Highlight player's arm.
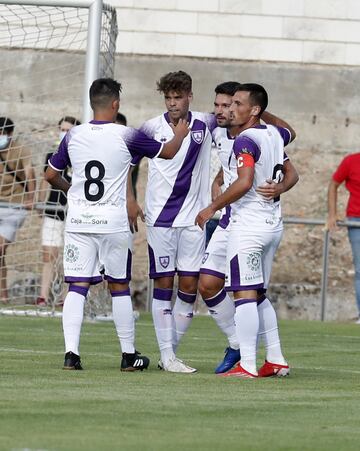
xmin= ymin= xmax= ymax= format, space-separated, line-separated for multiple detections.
xmin=158 ymin=118 xmax=190 ymax=159
xmin=196 ymin=156 xmax=254 ymax=229
xmin=211 ymin=168 xmax=224 ymax=201
xmin=327 ymin=179 xmax=341 ymax=231
xmin=37 ymin=178 xmax=49 ymax=203
xmin=261 ymin=111 xmax=296 ymax=142
xmin=256 ymin=159 xmax=299 ymax=199
xmin=126 ymin=167 xmax=144 ymax=233
xmin=45 ymin=136 xmax=71 ymax=192
xmin=45 ymin=166 xmax=70 ymax=193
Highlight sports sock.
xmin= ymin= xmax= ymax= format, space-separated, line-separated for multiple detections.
xmin=258 ymin=296 xmax=287 ymax=365
xmin=234 ymin=298 xmax=259 ymax=375
xmin=204 ymin=289 xmax=238 ymax=349
xmin=152 ymin=288 xmax=175 ymax=364
xmin=111 ymin=289 xmax=135 ymax=354
xmin=172 ymin=290 xmax=196 ymax=351
xmin=62 ymin=285 xmax=87 ymax=355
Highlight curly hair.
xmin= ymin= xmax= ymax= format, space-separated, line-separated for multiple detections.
xmin=156 ymin=71 xmax=192 ymax=94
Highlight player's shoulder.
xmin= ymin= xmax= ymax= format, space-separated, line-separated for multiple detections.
xmin=140 ymin=114 xmax=164 ymax=137
xmin=191 ymin=111 xmax=216 ymax=130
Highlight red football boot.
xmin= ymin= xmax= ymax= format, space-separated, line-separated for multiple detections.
xmin=219 ymin=363 xmax=257 ymax=378
xmin=258 ymin=361 xmax=290 ymax=377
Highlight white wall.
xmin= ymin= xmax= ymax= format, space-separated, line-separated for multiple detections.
xmin=108 ymin=0 xmax=360 ymax=66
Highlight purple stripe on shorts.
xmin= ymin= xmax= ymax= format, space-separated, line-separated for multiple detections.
xmin=234 ymin=298 xmax=257 ymax=308
xmin=230 ymin=255 xmax=240 ymax=288
xmin=153 ymin=288 xmax=173 ymax=301
xmin=219 ymin=205 xmax=231 ymax=229
xmin=69 ymin=285 xmax=89 ymax=297
xmin=257 ymin=294 xmax=266 ymax=305
xmin=150 ymin=270 xmax=176 ymax=279
xmin=126 ymin=249 xmax=132 ymax=281
xmin=199 ymin=268 xmax=225 ymax=280
xmin=225 ymin=283 xmax=264 ymax=292
xmin=154 ymin=119 xmax=207 ymax=227
xmin=111 ymin=289 xmax=131 ymax=297
xmin=178 ymin=290 xmax=196 ymax=304
xmin=104 ymin=275 xmax=129 ymax=284
xmin=148 ymin=244 xmax=156 ymax=276
xmin=65 ymin=276 xmax=102 ymax=285
xmin=204 ymin=289 xmax=226 ymax=308
xmin=177 ymin=270 xmax=200 ymax=277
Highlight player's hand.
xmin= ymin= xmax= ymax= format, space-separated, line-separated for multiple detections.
xmin=170 ymin=118 xmax=190 ymax=139
xmin=23 ymin=197 xmax=35 ymax=210
xmin=127 ymin=199 xmax=145 ymax=233
xmin=256 ymin=179 xmax=281 ymax=200
xmin=195 ymin=205 xmax=216 ymax=230
xmin=326 ymin=215 xmax=340 ymax=232
xmin=211 ymin=181 xmax=222 ymax=202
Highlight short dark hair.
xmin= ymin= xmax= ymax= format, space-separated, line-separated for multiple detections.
xmin=58 ymin=116 xmax=81 ymax=126
xmin=215 ymin=81 xmax=242 ymax=96
xmin=115 ymin=112 xmax=127 ymax=126
xmin=235 ymin=83 xmax=268 ymax=115
xmin=157 ymin=71 xmax=192 ymax=94
xmin=0 ymin=117 xmax=14 ymax=134
xmin=89 ymin=78 xmax=122 ymax=110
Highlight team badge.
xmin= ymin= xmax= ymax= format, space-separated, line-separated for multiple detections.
xmin=191 ymin=130 xmax=204 ymax=144
xmin=64 ymin=244 xmax=80 ymax=263
xmin=246 ymin=252 xmax=261 ymax=272
xmin=159 ymin=256 xmax=170 ymax=269
xmin=202 ymin=252 xmax=209 ymax=264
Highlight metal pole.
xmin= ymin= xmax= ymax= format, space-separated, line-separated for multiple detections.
xmin=82 ymin=0 xmax=102 ymax=122
xmin=320 ymin=228 xmax=330 ymax=321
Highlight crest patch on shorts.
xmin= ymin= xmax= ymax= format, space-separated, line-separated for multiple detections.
xmin=246 ymin=252 xmax=261 ymax=272
xmin=64 ymin=244 xmax=80 ymax=263
xmin=159 ymin=256 xmax=170 ymax=269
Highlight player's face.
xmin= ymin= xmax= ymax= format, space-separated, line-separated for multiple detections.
xmin=164 ymin=90 xmax=192 ymax=123
xmin=59 ymin=121 xmax=74 ymax=133
xmin=229 ymin=91 xmax=260 ymax=127
xmin=214 ymin=93 xmax=233 ymax=128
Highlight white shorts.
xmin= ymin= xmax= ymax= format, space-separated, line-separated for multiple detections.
xmin=146 ymin=225 xmax=206 ymax=278
xmin=225 ymin=224 xmax=283 ymax=292
xmin=0 ymin=206 xmax=27 ymax=242
xmin=200 ymin=225 xmax=229 ymax=280
xmin=64 ymin=231 xmax=133 ymax=284
xmin=41 ymin=216 xmax=64 ymax=247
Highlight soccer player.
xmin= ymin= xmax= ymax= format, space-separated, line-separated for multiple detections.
xmin=45 ymin=78 xmax=190 ymax=371
xmin=138 ymin=71 xmax=213 ymax=373
xmin=199 ymin=82 xmax=299 ymax=374
xmin=196 ymin=83 xmax=296 ymax=378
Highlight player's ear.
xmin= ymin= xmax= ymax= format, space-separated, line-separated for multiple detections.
xmin=188 ymin=91 xmax=193 ymax=103
xmin=251 ymin=105 xmax=261 ymax=117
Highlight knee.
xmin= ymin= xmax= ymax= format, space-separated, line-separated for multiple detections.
xmin=198 ymin=276 xmax=223 ymax=300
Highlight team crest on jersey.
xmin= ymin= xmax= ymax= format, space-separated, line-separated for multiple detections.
xmin=191 ymin=130 xmax=204 ymax=144
xmin=64 ymin=244 xmax=80 ymax=263
xmin=246 ymin=252 xmax=261 ymax=272
xmin=202 ymin=252 xmax=209 ymax=264
xmin=159 ymin=256 xmax=170 ymax=269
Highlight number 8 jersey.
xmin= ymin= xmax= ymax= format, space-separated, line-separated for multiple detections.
xmin=49 ymin=120 xmax=163 ymax=233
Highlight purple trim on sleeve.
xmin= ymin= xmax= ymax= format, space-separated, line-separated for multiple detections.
xmin=219 ymin=205 xmax=231 ymax=229
xmin=233 ymin=136 xmax=261 ymax=162
xmin=276 ymin=127 xmax=291 ymax=146
xmin=153 ymin=288 xmax=173 ymax=301
xmin=234 ymin=298 xmax=257 ymax=308
xmin=177 ymin=290 xmax=197 ymax=304
xmin=110 ymin=289 xmax=131 ymax=297
xmin=65 ymin=276 xmax=102 ymax=285
xmin=199 ymin=268 xmax=225 ymax=280
xmin=125 ymin=128 xmax=163 ymax=160
xmin=49 ymin=134 xmax=71 ymax=170
xmin=68 ymin=285 xmax=89 ymax=297
xmin=154 ymin=119 xmax=207 ymax=227
xmin=104 ymin=275 xmax=130 ymax=284
xmin=203 ymin=289 xmax=226 ymax=308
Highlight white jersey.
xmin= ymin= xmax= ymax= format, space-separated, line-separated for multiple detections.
xmin=228 ymin=124 xmax=291 ymax=228
xmin=138 ymin=112 xmax=213 ymax=227
xmin=211 ymin=126 xmax=235 ymax=229
xmin=49 ymin=120 xmax=163 ymax=233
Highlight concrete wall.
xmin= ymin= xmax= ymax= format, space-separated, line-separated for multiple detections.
xmin=109 ymin=0 xmax=360 ymax=66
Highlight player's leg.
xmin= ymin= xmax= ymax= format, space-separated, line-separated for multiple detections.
xmin=147 ymin=226 xmax=177 ymax=367
xmin=102 ymin=231 xmax=149 ymax=371
xmin=348 ymin=224 xmax=360 ymax=321
xmin=257 ymin=228 xmax=289 ymax=377
xmin=62 ymin=232 xmax=102 ymax=370
xmin=0 ymin=235 xmax=9 ymax=303
xmin=199 ymin=226 xmax=239 ymax=372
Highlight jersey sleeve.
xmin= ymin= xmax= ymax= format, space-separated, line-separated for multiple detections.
xmin=276 ymin=127 xmax=292 ymax=146
xmin=49 ymin=134 xmax=70 ymax=171
xmin=233 ymin=136 xmax=261 ymax=162
xmin=124 ymin=127 xmax=163 ymax=160
xmin=333 ymin=156 xmax=350 ymax=184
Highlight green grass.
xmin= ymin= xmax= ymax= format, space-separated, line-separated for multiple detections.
xmin=0 ymin=315 xmax=360 ymax=451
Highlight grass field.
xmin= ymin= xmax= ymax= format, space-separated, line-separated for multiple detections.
xmin=0 ymin=314 xmax=359 ymax=451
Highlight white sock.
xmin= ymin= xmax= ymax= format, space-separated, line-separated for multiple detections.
xmin=258 ymin=297 xmax=287 ymax=365
xmin=111 ymin=290 xmax=135 ymax=354
xmin=234 ymin=299 xmax=259 ymax=375
xmin=62 ymin=288 xmax=86 ymax=355
xmin=205 ymin=289 xmax=238 ymax=349
xmin=152 ymin=288 xmax=175 ymax=364
xmin=172 ymin=290 xmax=196 ymax=352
